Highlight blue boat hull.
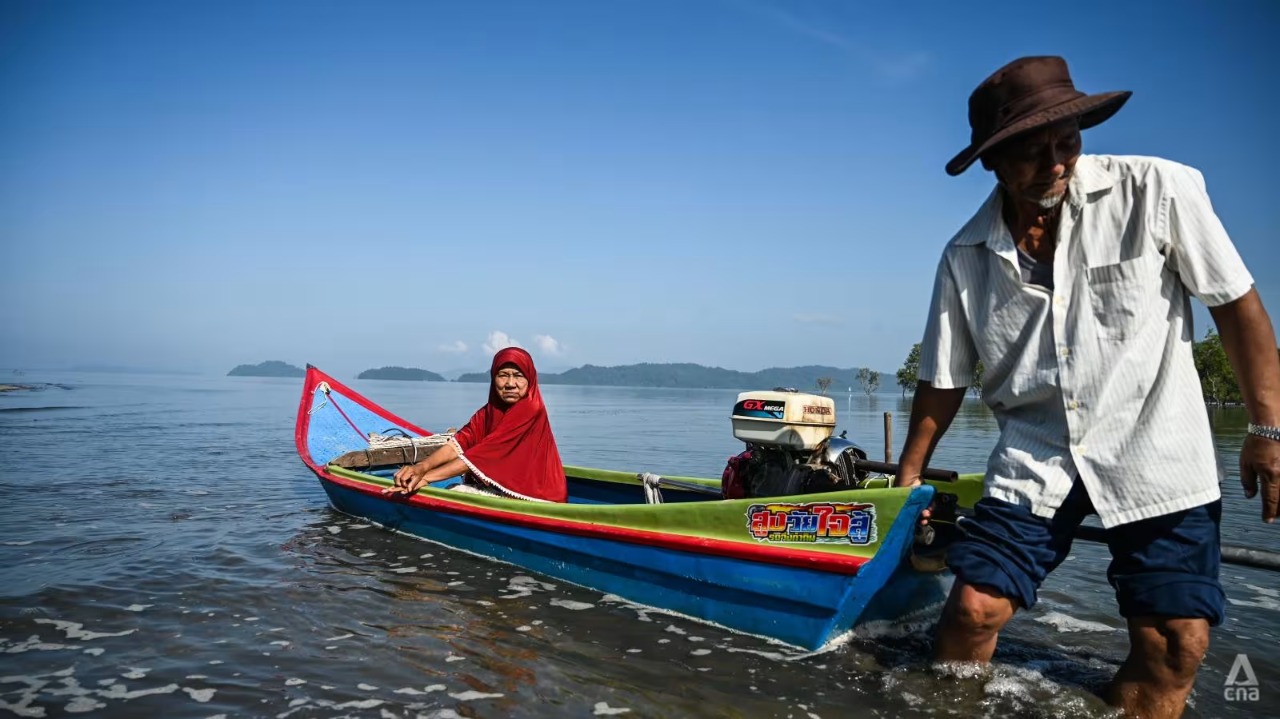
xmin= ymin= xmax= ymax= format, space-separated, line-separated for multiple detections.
xmin=321 ymin=477 xmax=947 ymax=650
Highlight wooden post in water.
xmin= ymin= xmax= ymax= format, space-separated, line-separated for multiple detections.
xmin=883 ymin=411 xmax=893 ymax=463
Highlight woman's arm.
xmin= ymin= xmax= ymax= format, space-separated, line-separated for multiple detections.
xmin=392 ymin=442 xmax=458 ymax=485
xmin=387 ymin=443 xmax=466 ymax=495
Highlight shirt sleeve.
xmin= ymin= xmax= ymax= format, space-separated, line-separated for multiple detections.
xmin=1161 ymin=164 xmax=1254 ymax=307
xmin=918 ymin=253 xmax=978 ymax=390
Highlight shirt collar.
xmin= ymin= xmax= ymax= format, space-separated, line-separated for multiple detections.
xmin=953 ymin=155 xmax=1118 ymax=248
xmin=952 ymin=187 xmax=1004 ymax=247
xmin=1066 ymin=154 xmax=1117 ymax=208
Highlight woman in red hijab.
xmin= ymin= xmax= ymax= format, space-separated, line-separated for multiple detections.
xmin=385 ymin=347 xmax=567 ymax=502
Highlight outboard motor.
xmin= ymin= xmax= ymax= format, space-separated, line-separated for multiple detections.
xmin=721 ymin=389 xmax=869 ymax=499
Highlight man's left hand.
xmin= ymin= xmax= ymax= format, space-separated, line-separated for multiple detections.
xmin=1240 ymin=434 xmax=1280 ymax=523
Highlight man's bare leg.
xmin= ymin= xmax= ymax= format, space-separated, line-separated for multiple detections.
xmin=934 ymin=581 xmax=1019 ymax=662
xmin=1105 ymin=617 xmax=1209 ymax=719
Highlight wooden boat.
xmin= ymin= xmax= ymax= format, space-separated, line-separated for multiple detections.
xmin=295 ymin=366 xmax=983 ymax=650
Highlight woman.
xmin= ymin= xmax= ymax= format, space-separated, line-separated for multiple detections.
xmin=383 ymin=346 xmax=567 ymax=502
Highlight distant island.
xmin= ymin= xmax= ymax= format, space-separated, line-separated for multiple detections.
xmin=357 ymin=366 xmax=446 ymax=381
xmin=456 ymin=362 xmax=893 ymax=391
xmin=223 ymin=359 xmax=893 ymax=389
xmin=227 ymin=360 xmax=306 ymax=378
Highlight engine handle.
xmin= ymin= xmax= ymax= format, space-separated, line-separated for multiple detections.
xmin=850 ymin=459 xmax=958 ymax=483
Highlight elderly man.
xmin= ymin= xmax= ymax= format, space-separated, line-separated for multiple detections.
xmin=895 ymin=56 xmax=1280 ymax=719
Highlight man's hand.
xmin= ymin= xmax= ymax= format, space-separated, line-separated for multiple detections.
xmin=894 ymin=465 xmax=923 ymax=488
xmin=894 ymin=382 xmax=967 ymax=525
xmin=1241 ymin=434 xmax=1280 ymax=523
xmin=894 ymin=462 xmax=932 ymax=524
xmin=1209 ymin=290 xmax=1280 ymax=523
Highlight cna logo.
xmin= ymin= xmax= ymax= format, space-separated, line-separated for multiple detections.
xmin=1223 ymin=653 xmax=1259 ymax=702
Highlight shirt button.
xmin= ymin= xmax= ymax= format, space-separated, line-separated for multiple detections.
xmin=1068 ymin=400 xmax=1080 ymax=410
xmin=1054 ymin=296 xmax=1065 ymax=306
xmin=1076 ymin=445 xmax=1087 ymax=456
xmin=1061 ymin=347 xmax=1071 ymax=358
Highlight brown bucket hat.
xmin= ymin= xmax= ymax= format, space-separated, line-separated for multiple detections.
xmin=946 ymin=56 xmax=1131 ymax=176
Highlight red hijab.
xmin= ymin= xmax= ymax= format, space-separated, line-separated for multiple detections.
xmin=450 ymin=347 xmax=567 ymax=502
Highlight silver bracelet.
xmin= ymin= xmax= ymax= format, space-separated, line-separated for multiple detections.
xmin=1248 ymin=423 xmax=1280 ymax=441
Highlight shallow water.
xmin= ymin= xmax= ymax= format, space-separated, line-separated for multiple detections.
xmin=0 ymin=372 xmax=1275 ymax=718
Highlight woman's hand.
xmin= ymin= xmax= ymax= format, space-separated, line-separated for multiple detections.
xmin=384 ymin=450 xmax=468 ymax=497
xmin=386 ymin=461 xmax=428 ymax=495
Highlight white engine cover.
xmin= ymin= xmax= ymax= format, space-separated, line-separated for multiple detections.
xmin=731 ymin=390 xmax=835 ymax=451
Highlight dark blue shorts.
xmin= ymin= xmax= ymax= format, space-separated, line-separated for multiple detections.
xmin=946 ymin=480 xmax=1225 ymax=625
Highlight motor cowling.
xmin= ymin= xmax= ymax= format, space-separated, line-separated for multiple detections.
xmin=722 ymin=390 xmax=868 ymax=499
xmin=730 ymin=389 xmax=835 ymax=450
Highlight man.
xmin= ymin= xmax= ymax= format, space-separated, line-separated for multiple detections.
xmin=895 ymin=56 xmax=1280 ymax=719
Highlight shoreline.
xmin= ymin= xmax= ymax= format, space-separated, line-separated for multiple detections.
xmin=0 ymin=383 xmax=71 ymax=393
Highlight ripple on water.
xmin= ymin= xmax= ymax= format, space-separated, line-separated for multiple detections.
xmin=33 ymin=619 xmax=137 ymax=642
xmin=55 ymin=537 xmax=164 ymax=560
xmin=1033 ymin=611 xmax=1120 ymax=634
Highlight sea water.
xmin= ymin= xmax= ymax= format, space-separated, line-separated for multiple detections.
xmin=0 ymin=372 xmax=1275 ymax=718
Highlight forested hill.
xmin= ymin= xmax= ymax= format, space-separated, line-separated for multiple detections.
xmin=456 ymin=363 xmax=893 ymax=390
xmin=227 ymin=360 xmax=306 ymax=378
xmin=357 ymin=366 xmax=446 ymax=381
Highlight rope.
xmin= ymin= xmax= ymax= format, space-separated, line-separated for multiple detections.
xmin=309 ymin=381 xmax=367 ymax=443
xmin=367 ymin=433 xmax=452 ymax=449
xmin=638 ymin=472 xmax=664 ymax=505
xmin=366 ymin=432 xmax=453 ymax=464
xmin=306 ymin=382 xmax=331 ymax=415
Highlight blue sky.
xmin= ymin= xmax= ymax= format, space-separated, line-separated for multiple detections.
xmin=2 ymin=0 xmax=1276 ymax=376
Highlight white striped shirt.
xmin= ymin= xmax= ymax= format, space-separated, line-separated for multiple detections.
xmin=920 ymin=154 xmax=1254 ymax=527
